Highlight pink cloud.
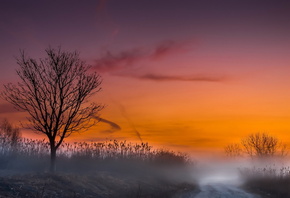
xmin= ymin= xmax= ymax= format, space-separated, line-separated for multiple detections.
xmin=93 ymin=48 xmax=144 ymax=73
xmin=92 ymin=40 xmax=225 ymax=83
xmin=92 ymin=40 xmax=189 ymax=73
xmin=150 ymin=40 xmax=187 ymax=60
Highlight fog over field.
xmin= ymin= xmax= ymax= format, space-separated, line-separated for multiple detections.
xmin=1 ymin=0 xmax=290 ymax=197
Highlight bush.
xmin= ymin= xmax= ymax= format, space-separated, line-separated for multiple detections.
xmin=241 ymin=166 xmax=290 ymax=198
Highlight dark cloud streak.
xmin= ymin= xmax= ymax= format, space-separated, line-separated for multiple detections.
xmin=128 ymin=73 xmax=227 ymax=82
xmin=94 ymin=116 xmax=121 ymax=133
xmin=118 ymin=104 xmax=143 ymax=142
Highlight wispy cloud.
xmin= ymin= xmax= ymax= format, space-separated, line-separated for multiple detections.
xmin=94 ymin=116 xmax=121 ymax=133
xmin=92 ymin=40 xmax=189 ymax=73
xmin=92 ymin=40 xmax=227 ymax=83
xmin=93 ymin=49 xmax=144 ymax=73
xmin=132 ymin=73 xmax=226 ymax=82
xmin=150 ymin=40 xmax=186 ymax=60
xmin=118 ymin=104 xmax=143 ymax=142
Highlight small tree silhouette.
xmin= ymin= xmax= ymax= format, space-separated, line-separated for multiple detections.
xmin=224 ymin=143 xmax=243 ymax=158
xmin=0 ymin=119 xmax=21 ymax=150
xmin=241 ymin=132 xmax=287 ymax=159
xmin=1 ymin=47 xmax=103 ymax=171
xmin=224 ymin=132 xmax=287 ymax=160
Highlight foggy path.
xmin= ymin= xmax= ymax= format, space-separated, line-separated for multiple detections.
xmin=192 ymin=183 xmax=260 ymax=198
xmin=188 ymin=159 xmax=261 ymax=198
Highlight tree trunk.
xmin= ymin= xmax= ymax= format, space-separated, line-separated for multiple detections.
xmin=50 ymin=146 xmax=57 ymax=172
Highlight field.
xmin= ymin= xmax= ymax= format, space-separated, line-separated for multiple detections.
xmin=0 ymin=137 xmax=197 ymax=198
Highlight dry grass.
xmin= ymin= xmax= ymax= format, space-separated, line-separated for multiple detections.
xmin=0 ymin=137 xmax=191 ymax=172
xmin=0 ymin=172 xmax=197 ymax=198
xmin=241 ymin=166 xmax=290 ymax=198
xmin=0 ymin=137 xmax=196 ymax=197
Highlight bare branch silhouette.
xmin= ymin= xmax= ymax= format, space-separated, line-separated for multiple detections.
xmin=1 ymin=47 xmax=103 ymax=171
xmin=224 ymin=132 xmax=288 ymax=160
xmin=241 ymin=132 xmax=287 ymax=159
xmin=0 ymin=119 xmax=21 ymax=149
xmin=224 ymin=143 xmax=243 ymax=158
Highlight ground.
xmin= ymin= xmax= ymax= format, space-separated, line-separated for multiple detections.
xmin=0 ymin=171 xmax=197 ymax=198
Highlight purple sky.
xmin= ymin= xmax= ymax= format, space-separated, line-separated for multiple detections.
xmin=1 ymin=0 xmax=290 ymax=154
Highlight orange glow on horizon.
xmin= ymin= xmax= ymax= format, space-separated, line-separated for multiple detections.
xmin=1 ymin=0 xmax=290 ymax=157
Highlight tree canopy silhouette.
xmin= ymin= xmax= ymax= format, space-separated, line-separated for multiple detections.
xmin=241 ymin=132 xmax=287 ymax=159
xmin=1 ymin=47 xmax=103 ymax=171
xmin=224 ymin=132 xmax=287 ymax=160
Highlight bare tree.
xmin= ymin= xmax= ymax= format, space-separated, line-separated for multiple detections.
xmin=0 ymin=119 xmax=21 ymax=149
xmin=224 ymin=143 xmax=243 ymax=158
xmin=225 ymin=133 xmax=288 ymax=160
xmin=241 ymin=132 xmax=287 ymax=159
xmin=1 ymin=47 xmax=103 ymax=171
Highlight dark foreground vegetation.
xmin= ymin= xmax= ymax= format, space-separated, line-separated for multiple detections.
xmin=0 ymin=172 xmax=196 ymax=198
xmin=241 ymin=165 xmax=290 ymax=198
xmin=0 ymin=135 xmax=196 ymax=198
xmin=224 ymin=132 xmax=290 ymax=198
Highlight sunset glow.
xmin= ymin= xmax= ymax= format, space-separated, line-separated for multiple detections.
xmin=1 ymin=0 xmax=290 ymax=156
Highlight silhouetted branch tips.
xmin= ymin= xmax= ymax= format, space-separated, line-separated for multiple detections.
xmin=224 ymin=143 xmax=242 ymax=158
xmin=0 ymin=119 xmax=21 ymax=150
xmin=224 ymin=132 xmax=288 ymax=160
xmin=242 ymin=132 xmax=287 ymax=159
xmin=1 ymin=47 xmax=103 ymax=172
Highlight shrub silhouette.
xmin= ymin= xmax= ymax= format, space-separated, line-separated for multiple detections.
xmin=0 ymin=137 xmax=190 ymax=172
xmin=224 ymin=132 xmax=287 ymax=160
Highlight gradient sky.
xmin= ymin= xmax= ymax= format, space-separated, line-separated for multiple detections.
xmin=1 ymin=0 xmax=290 ymax=156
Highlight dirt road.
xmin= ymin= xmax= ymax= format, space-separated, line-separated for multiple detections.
xmin=193 ymin=183 xmax=260 ymax=198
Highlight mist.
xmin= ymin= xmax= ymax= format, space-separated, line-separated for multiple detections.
xmin=0 ymin=120 xmax=287 ymax=198
xmin=1 ymin=133 xmax=289 ymax=198
xmin=0 ymin=137 xmax=198 ymax=197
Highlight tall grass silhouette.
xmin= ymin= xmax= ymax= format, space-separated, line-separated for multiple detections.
xmin=241 ymin=165 xmax=290 ymax=197
xmin=0 ymin=136 xmax=190 ymax=172
xmin=0 ymin=136 xmax=195 ymax=198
